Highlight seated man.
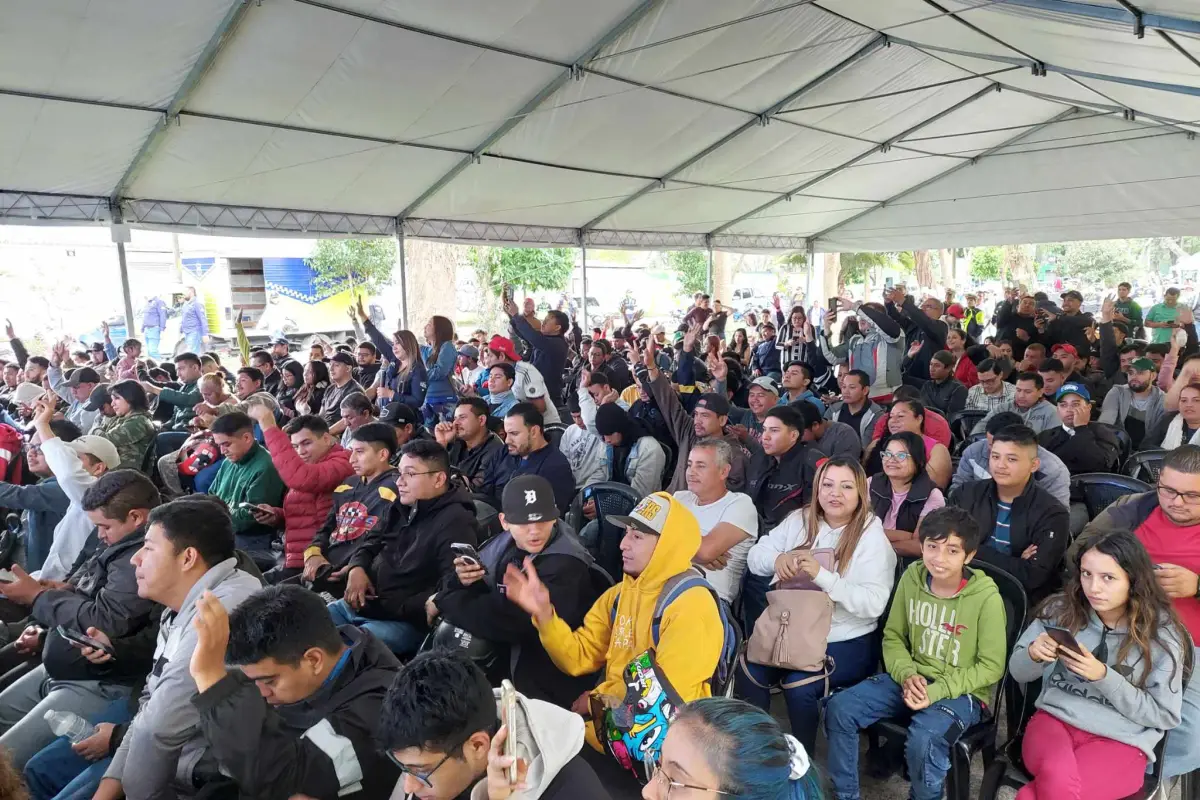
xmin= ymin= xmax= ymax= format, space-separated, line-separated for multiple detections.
xmin=780 ymin=360 xmax=825 ymax=412
xmin=919 ymin=351 xmax=967 ymax=414
xmin=304 ymin=423 xmax=399 ymax=593
xmin=1099 ymin=356 xmax=1164 ymax=451
xmin=964 ymin=358 xmax=1016 ymax=417
xmin=145 ymin=352 xmax=203 ymax=441
xmin=505 ymin=492 xmax=723 ymax=751
xmin=672 ymin=439 xmax=757 ymax=607
xmin=94 ymin=496 xmax=262 ymax=800
xmin=234 ymin=367 xmax=264 ymax=402
xmin=247 ymin=407 xmax=352 ymax=584
xmin=795 ymin=399 xmax=861 ymax=461
xmin=432 ymin=397 xmax=506 ymax=491
xmin=594 ymin=403 xmax=667 ymax=498
xmin=958 ymin=425 xmax=1071 ymax=603
xmin=479 ymin=404 xmax=575 ymax=515
xmin=951 ymin=411 xmax=1071 ymax=509
xmin=206 ymin=412 xmax=287 ymax=571
xmin=988 ymin=371 xmax=1057 ymax=435
xmin=826 ymin=370 xmax=886 ymax=449
xmin=1036 ymin=382 xmax=1120 ymax=474
xmin=190 ymin=585 xmax=400 ymax=799
xmin=824 ymin=506 xmax=1005 ymax=800
xmin=560 ymin=388 xmax=606 ymax=491
xmin=432 ymin=476 xmax=603 ymax=708
xmin=381 ymin=652 xmax=605 ymax=800
xmin=248 ymin=350 xmax=281 ymax=395
xmin=0 ymin=470 xmax=161 ymax=767
xmin=337 ymin=391 xmax=375 ymax=448
xmin=331 ymin=440 xmax=475 ymax=656
xmin=1083 ymin=444 xmax=1200 ymax=778
xmin=487 ymin=363 xmax=520 ymax=418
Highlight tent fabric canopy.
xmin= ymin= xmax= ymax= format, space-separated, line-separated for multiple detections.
xmin=3 ymin=0 xmax=1200 ymax=252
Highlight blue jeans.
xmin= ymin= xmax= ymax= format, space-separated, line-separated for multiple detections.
xmin=824 ymin=673 xmax=982 ymax=800
xmin=327 ymin=600 xmax=424 ymax=656
xmin=1166 ymin=645 xmax=1200 ymax=777
xmin=24 ymin=698 xmax=133 ymax=800
xmin=142 ymin=326 xmax=161 ymax=360
xmin=183 ymin=331 xmax=204 ymax=355
xmin=21 ymin=522 xmax=53 ymax=576
xmin=737 ymin=632 xmax=877 ymax=753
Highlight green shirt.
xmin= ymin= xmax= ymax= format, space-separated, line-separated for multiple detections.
xmin=1146 ymin=303 xmax=1179 ymax=343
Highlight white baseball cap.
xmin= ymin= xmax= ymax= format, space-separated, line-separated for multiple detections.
xmin=69 ymin=436 xmax=121 ymax=470
xmin=12 ymin=384 xmax=46 ymax=406
xmin=610 ymin=492 xmax=673 ymax=536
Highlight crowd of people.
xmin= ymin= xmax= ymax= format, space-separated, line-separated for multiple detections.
xmin=0 ymin=278 xmax=1195 ymax=800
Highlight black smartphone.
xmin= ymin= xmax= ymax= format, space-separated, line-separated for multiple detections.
xmin=828 ymin=297 xmax=838 ymax=314
xmin=55 ymin=625 xmax=115 ymax=657
xmin=452 ymin=542 xmax=483 ymax=568
xmin=1045 ymin=626 xmax=1083 ymax=655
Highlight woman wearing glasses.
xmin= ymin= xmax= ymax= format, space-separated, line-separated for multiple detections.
xmin=640 ymin=698 xmax=822 ymax=800
xmin=862 ymin=399 xmax=952 ymax=490
xmin=870 ymin=431 xmax=946 ymax=558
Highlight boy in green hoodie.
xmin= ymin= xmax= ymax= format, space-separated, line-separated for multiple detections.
xmin=823 ymin=506 xmax=1007 ymax=800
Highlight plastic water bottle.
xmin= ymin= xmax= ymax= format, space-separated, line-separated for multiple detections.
xmin=44 ymin=710 xmax=94 ymax=744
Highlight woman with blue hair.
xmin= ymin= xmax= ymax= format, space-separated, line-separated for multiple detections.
xmin=644 ymin=698 xmax=822 ymax=800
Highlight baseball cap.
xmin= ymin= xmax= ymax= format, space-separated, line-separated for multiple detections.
xmin=457 ymin=345 xmax=480 ymax=360
xmin=271 ymin=336 xmax=290 ymax=347
xmin=67 ymin=367 xmax=102 ymax=387
xmin=487 ymin=335 xmax=522 ymax=362
xmin=610 ymin=492 xmax=675 ymax=536
xmin=84 ymin=384 xmax=111 ymax=412
xmin=381 ymin=402 xmax=420 ymax=428
xmin=88 ymin=342 xmax=106 ymax=353
xmin=651 ymin=324 xmax=665 ymax=335
xmin=12 ymin=383 xmax=46 ymax=406
xmin=70 ymin=435 xmax=120 ymax=469
xmin=945 ymin=303 xmax=965 ymax=320
xmin=1061 ymin=290 xmax=1084 ymax=302
xmin=1055 ymin=382 xmax=1092 ymax=403
xmin=695 ymin=393 xmax=731 ymax=416
xmin=1051 ymin=343 xmax=1078 ymax=358
xmin=329 ymin=352 xmax=356 ymax=368
xmin=1113 ymin=321 xmax=1130 ymax=336
xmin=523 ymin=381 xmax=546 ymax=400
xmin=749 ymin=376 xmax=780 ymax=396
xmin=1130 ymin=357 xmax=1156 ymax=373
xmin=501 ymin=475 xmax=559 ymax=524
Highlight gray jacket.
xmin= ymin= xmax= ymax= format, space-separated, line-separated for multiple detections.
xmin=951 ymin=439 xmax=1071 ymax=509
xmin=1010 ymin=611 xmax=1185 ymax=760
xmin=105 ymin=558 xmax=262 ymax=799
xmin=976 ymin=400 xmax=1059 ymax=436
xmin=1099 ymin=384 xmax=1167 ymax=436
xmin=824 ymin=400 xmax=885 ymax=447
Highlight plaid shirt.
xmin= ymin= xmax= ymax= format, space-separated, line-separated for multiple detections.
xmin=965 ymin=381 xmax=1017 ymax=414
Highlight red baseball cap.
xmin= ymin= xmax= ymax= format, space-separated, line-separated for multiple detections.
xmin=946 ymin=303 xmax=965 ymax=320
xmin=487 ymin=335 xmax=522 ymax=362
xmin=1051 ymin=343 xmax=1078 ymax=358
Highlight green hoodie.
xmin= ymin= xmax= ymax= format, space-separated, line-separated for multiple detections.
xmin=882 ymin=561 xmax=1007 ymax=706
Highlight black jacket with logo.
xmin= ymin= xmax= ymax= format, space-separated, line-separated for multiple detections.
xmin=746 ymin=440 xmax=826 ymax=532
xmin=310 ymin=470 xmax=400 ymax=569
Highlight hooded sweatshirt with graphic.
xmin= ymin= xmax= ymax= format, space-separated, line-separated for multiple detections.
xmin=882 ymin=561 xmax=1007 ymax=706
xmin=469 ymin=689 xmax=607 ymax=800
xmin=1009 ymin=609 xmax=1185 ymax=759
xmin=532 ymin=492 xmax=723 ymax=750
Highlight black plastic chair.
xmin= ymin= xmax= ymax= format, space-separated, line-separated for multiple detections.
xmin=1100 ymin=422 xmax=1134 ymax=466
xmin=567 ymin=482 xmax=642 ymax=581
xmin=1071 ymin=473 xmax=1152 ymax=522
xmin=471 ymin=494 xmax=503 ymax=542
xmin=1125 ymin=449 xmax=1167 ymax=484
xmin=866 ymin=561 xmax=1027 ymax=800
xmin=946 ymin=409 xmax=988 ymax=446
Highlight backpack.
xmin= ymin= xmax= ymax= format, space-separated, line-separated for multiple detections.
xmin=609 ymin=567 xmax=742 ymax=696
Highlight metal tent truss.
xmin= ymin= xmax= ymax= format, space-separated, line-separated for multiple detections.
xmin=0 ymin=192 xmax=111 ymax=225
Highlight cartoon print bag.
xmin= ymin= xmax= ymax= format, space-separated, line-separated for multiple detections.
xmin=589 ymin=649 xmax=684 ymax=782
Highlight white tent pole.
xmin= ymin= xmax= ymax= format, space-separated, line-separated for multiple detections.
xmin=396 ymin=227 xmax=408 ymax=331
xmin=116 ymin=242 xmax=136 ymax=339
xmin=580 ymin=238 xmax=589 ymax=327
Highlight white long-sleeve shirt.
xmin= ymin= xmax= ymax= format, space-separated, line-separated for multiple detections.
xmin=747 ymin=511 xmax=897 ymax=643
xmin=37 ymin=437 xmax=100 ymax=580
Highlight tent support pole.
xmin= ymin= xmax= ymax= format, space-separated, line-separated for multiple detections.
xmin=806 ymin=241 xmax=816 ymax=304
xmin=706 ymin=244 xmax=714 ymax=294
xmin=396 ymin=227 xmax=408 ymax=331
xmin=580 ymin=238 xmax=589 ymax=328
xmin=116 ymin=242 xmax=136 ymax=338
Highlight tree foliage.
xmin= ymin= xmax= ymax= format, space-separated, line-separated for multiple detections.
xmin=306 ymin=238 xmax=397 ymax=295
xmin=468 ymin=247 xmax=575 ymax=295
xmin=838 ymin=252 xmax=892 ymax=291
xmin=666 ymin=250 xmax=710 ymax=296
xmin=970 ymin=246 xmax=1003 ymax=280
xmin=1059 ymin=240 xmax=1137 ymax=284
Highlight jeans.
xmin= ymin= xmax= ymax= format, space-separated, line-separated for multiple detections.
xmin=740 ymin=571 xmax=772 ymax=634
xmin=142 ymin=326 xmax=161 ymax=360
xmin=327 ymin=600 xmax=425 ymax=656
xmin=1017 ymin=710 xmax=1147 ymax=800
xmin=24 ymin=698 xmax=133 ymax=800
xmin=21 ymin=522 xmax=53 ymax=576
xmin=1165 ymin=644 xmax=1200 ymax=777
xmin=155 ymin=431 xmax=189 ymax=459
xmin=737 ymin=632 xmax=877 ymax=753
xmin=183 ymin=331 xmax=204 ymax=355
xmin=824 ymin=673 xmax=982 ymax=800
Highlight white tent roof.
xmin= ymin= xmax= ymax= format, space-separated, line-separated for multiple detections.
xmin=3 ymin=0 xmax=1200 ymax=251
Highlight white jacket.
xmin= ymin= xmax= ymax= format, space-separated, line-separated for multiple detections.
xmin=747 ymin=512 xmax=897 ymax=643
xmin=36 ymin=438 xmax=99 ymax=581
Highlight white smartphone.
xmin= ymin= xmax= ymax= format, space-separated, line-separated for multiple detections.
xmin=501 ymin=680 xmax=519 ymax=783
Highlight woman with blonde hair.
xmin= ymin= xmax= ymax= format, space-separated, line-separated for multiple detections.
xmin=740 ymin=457 xmax=897 ymax=751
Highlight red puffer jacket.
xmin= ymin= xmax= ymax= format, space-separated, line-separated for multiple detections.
xmin=262 ymin=427 xmax=354 ymax=569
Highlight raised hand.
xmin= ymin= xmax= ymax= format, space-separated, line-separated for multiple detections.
xmin=503 ymin=557 xmax=553 ymax=624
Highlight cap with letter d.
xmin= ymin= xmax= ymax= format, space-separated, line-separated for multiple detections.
xmin=501 ymin=475 xmax=559 ymax=523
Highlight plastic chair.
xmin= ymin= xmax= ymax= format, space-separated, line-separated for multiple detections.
xmin=566 ymin=482 xmax=642 ymax=581
xmin=1071 ymin=473 xmax=1152 ymax=521
xmin=471 ymin=495 xmax=503 ymax=542
xmin=1100 ymin=422 xmax=1134 ymax=466
xmin=946 ymin=409 xmax=988 ymax=446
xmin=1125 ymin=449 xmax=1167 ymax=484
xmin=866 ymin=561 xmax=1027 ymax=800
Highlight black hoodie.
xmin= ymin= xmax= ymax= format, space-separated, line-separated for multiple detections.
xmin=745 ymin=439 xmax=827 ymax=531
xmin=350 ymin=486 xmax=479 ymax=627
xmin=194 ymin=626 xmax=400 ymax=800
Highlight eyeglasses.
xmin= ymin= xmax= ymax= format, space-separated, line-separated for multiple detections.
xmin=645 ymin=751 xmax=736 ymax=799
xmin=26 ymin=445 xmax=41 ymax=456
xmin=398 ymin=469 xmax=440 ymax=481
xmin=881 ymin=451 xmax=912 ymax=462
xmin=386 ymin=749 xmax=456 ymax=789
xmin=1158 ymin=484 xmax=1200 ymax=504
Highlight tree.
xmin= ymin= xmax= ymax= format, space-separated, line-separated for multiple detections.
xmin=970 ymin=246 xmax=1003 ymax=280
xmin=468 ymin=247 xmax=575 ymax=295
xmin=306 ymin=238 xmax=397 ymax=296
xmin=914 ymin=250 xmax=935 ymax=289
xmin=1059 ymin=239 xmax=1136 ymax=284
xmin=838 ymin=252 xmax=891 ymax=293
xmin=666 ymin=250 xmax=709 ymax=296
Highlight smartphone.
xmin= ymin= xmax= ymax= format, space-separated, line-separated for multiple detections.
xmin=502 ymin=283 xmax=514 ymax=305
xmin=451 ymin=542 xmax=482 ymax=568
xmin=1045 ymin=626 xmax=1083 ymax=655
xmin=55 ymin=625 xmax=115 ymax=657
xmin=501 ymin=680 xmax=519 ymax=783
xmin=828 ymin=297 xmax=838 ymax=314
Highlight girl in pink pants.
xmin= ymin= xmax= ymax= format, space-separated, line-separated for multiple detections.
xmin=1008 ymin=529 xmax=1188 ymax=800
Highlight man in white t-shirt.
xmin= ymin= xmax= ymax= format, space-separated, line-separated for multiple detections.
xmin=673 ymin=437 xmax=758 ymax=605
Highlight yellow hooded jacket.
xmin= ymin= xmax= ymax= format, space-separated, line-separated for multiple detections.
xmin=532 ymin=493 xmax=724 ymax=750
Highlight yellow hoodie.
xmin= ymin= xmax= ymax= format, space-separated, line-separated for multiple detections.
xmin=533 ymin=493 xmax=724 ymax=749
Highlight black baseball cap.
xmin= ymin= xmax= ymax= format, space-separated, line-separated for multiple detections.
xmin=502 ymin=475 xmax=559 ymax=523
xmin=1061 ymin=290 xmax=1084 ymax=302
xmin=83 ymin=383 xmax=111 ymax=412
xmin=330 ymin=352 xmax=356 ymax=367
xmin=381 ymin=402 xmax=419 ymax=428
xmin=695 ymin=393 xmax=731 ymax=416
xmin=67 ymin=367 xmax=102 ymax=387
